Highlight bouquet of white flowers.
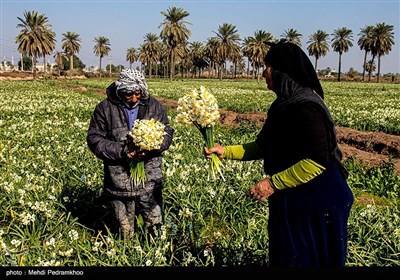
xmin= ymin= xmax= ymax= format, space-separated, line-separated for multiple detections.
xmin=127 ymin=118 xmax=166 ymax=187
xmin=176 ymin=85 xmax=224 ymax=181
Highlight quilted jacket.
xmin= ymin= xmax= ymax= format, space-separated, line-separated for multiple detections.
xmin=87 ymin=82 xmax=174 ymax=197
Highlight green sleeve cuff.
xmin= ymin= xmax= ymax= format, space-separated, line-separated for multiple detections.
xmin=224 ymin=141 xmax=262 ymax=160
xmin=270 ymin=159 xmax=326 ymax=190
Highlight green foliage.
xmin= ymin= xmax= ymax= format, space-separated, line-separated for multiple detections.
xmin=345 ymin=158 xmax=400 ymax=201
xmin=18 ymin=56 xmax=32 ymax=71
xmin=347 ymin=204 xmax=400 ymax=266
xmin=62 ymin=55 xmax=85 ymax=70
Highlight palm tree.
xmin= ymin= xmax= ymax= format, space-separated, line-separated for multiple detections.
xmin=307 ymin=29 xmax=330 ymax=71
xmin=365 ymin=59 xmax=376 ymax=76
xmin=15 ymin=10 xmax=56 ymax=80
xmin=230 ymin=50 xmax=245 ymax=79
xmin=205 ymin=37 xmax=219 ymax=78
xmin=138 ymin=45 xmax=147 ymax=72
xmin=281 ymin=28 xmax=302 ymax=47
xmin=246 ymin=30 xmax=275 ymax=82
xmin=174 ymin=43 xmax=189 ymax=78
xmin=61 ymin=31 xmax=81 ymax=70
xmin=44 ymin=32 xmax=56 ymax=74
xmin=358 ymin=25 xmax=374 ymax=81
xmin=126 ymin=47 xmax=139 ymax=69
xmin=371 ymin=23 xmax=395 ymax=83
xmin=189 ymin=41 xmax=207 ymax=77
xmin=159 ymin=44 xmax=170 ymax=78
xmin=39 ymin=28 xmax=56 ymax=73
xmin=141 ymin=33 xmax=161 ymax=79
xmin=159 ymin=6 xmax=191 ymax=81
xmin=213 ymin=23 xmax=241 ymax=80
xmin=179 ymin=43 xmax=192 ymax=77
xmin=331 ymin=27 xmax=353 ymax=82
xmin=242 ymin=36 xmax=252 ymax=78
xmin=93 ymin=36 xmax=111 ymax=71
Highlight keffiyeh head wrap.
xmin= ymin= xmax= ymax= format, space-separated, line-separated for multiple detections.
xmin=115 ymin=69 xmax=149 ymax=99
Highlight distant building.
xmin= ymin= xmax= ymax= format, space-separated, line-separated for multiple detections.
xmin=1 ymin=59 xmax=16 ymax=71
xmin=36 ymin=63 xmax=57 ymax=72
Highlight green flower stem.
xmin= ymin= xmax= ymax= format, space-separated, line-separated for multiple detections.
xmin=130 ymin=160 xmax=146 ymax=188
xmin=199 ymin=126 xmax=225 ymax=181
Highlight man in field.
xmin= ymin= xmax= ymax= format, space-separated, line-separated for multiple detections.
xmin=86 ymin=69 xmax=174 ymax=238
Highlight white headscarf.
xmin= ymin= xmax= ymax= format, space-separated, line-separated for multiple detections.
xmin=115 ymin=69 xmax=149 ymax=99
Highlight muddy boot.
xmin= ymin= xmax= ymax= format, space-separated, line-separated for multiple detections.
xmin=120 ymin=218 xmax=134 ymax=238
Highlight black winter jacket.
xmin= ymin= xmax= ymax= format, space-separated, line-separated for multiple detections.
xmin=87 ymin=82 xmax=174 ymax=197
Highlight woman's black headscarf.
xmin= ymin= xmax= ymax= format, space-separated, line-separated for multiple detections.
xmin=261 ymin=40 xmax=348 ymax=179
xmin=264 ymin=40 xmax=324 ymax=99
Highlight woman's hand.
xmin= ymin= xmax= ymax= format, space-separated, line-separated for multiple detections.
xmin=203 ymin=144 xmax=225 ymax=159
xmin=247 ymin=177 xmax=275 ymax=202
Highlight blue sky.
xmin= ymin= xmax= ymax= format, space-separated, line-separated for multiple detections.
xmin=1 ymin=0 xmax=399 ymax=74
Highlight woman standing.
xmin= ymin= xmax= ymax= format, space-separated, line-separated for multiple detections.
xmin=204 ymin=40 xmax=354 ymax=267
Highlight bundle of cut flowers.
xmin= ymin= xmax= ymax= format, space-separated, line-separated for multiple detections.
xmin=127 ymin=118 xmax=166 ymax=187
xmin=176 ymin=85 xmax=224 ymax=181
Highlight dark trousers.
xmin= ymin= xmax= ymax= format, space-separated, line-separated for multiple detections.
xmin=109 ymin=187 xmax=163 ymax=238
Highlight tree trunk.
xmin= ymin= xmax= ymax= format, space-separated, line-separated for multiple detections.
xmin=20 ymin=53 xmax=24 ymax=71
xmin=169 ymin=49 xmax=174 ymax=81
xmin=43 ymin=56 xmax=47 ymax=73
xmin=314 ymin=57 xmax=318 ymax=71
xmin=362 ymin=50 xmax=367 ymax=81
xmin=149 ymin=63 xmax=152 ymax=79
xmin=368 ymin=55 xmax=375 ymax=82
xmin=247 ymin=58 xmax=250 ymax=78
xmin=337 ymin=52 xmax=342 ymax=82
xmin=32 ymin=56 xmax=37 ymax=80
xmin=70 ymin=54 xmax=74 ymax=70
xmin=377 ymin=55 xmax=381 ymax=83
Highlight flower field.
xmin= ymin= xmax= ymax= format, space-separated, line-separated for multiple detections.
xmin=0 ymin=79 xmax=399 ymax=267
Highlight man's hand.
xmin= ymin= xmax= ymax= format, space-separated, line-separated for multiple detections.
xmin=126 ymin=143 xmax=148 ymax=160
xmin=247 ymin=177 xmax=275 ymax=202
